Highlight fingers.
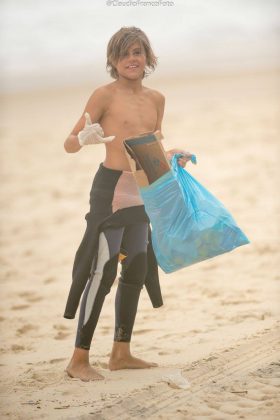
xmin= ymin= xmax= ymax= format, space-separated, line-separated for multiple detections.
xmin=178 ymin=157 xmax=187 ymax=168
xmin=83 ymin=113 xmax=114 ymax=143
xmin=177 ymin=153 xmax=188 ymax=165
xmin=179 ymin=152 xmax=191 ymax=160
xmin=84 ymin=112 xmax=92 ymax=125
xmin=181 ymin=153 xmax=197 ymax=165
xmin=177 ymin=152 xmax=196 ymax=167
xmin=92 ymin=123 xmax=104 ymax=137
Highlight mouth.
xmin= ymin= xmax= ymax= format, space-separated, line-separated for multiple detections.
xmin=126 ymin=65 xmax=139 ymax=69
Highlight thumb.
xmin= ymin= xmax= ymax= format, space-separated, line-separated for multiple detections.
xmin=84 ymin=112 xmax=92 ymax=126
xmin=103 ymin=135 xmax=115 ymax=143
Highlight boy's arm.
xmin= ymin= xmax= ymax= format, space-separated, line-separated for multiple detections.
xmin=155 ymin=92 xmax=191 ymax=168
xmin=154 ymin=92 xmax=165 ymax=132
xmin=64 ymin=87 xmax=112 ymax=153
xmin=153 ymin=90 xmax=191 ymax=168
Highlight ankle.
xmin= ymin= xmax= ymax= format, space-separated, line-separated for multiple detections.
xmin=110 ymin=341 xmax=131 ymax=359
xmin=70 ymin=347 xmax=90 ymax=365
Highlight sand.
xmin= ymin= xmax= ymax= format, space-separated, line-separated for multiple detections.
xmin=0 ymin=69 xmax=279 ymax=419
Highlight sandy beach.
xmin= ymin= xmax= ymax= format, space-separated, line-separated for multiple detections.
xmin=0 ymin=68 xmax=279 ymax=419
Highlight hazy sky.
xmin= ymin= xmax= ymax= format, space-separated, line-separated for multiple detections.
xmin=1 ymin=0 xmax=279 ymax=91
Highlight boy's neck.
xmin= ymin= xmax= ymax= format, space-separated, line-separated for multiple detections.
xmin=115 ymin=76 xmax=143 ymax=93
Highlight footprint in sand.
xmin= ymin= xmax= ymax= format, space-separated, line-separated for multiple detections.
xmin=43 ymin=276 xmax=56 ymax=284
xmin=11 ymin=304 xmax=30 ymax=310
xmin=53 ymin=324 xmax=71 ymax=340
xmin=16 ymin=324 xmax=38 ymax=336
xmin=133 ymin=328 xmax=153 ymax=335
xmin=142 ymin=315 xmax=153 ymax=320
xmin=50 ymin=189 xmax=63 ymax=200
xmin=19 ymin=367 xmax=63 ymax=388
xmin=201 ymin=288 xmax=220 ymax=298
xmin=220 ymin=298 xmax=259 ymax=306
xmin=18 ymin=291 xmax=43 ymax=303
xmin=149 ymin=346 xmax=161 ymax=351
xmin=54 ymin=331 xmax=71 ymax=340
xmin=4 ymin=269 xmax=18 ymax=279
xmin=11 ymin=344 xmax=26 ymax=352
xmin=49 ymin=358 xmax=67 ymax=364
xmin=201 ymin=262 xmax=218 ymax=271
xmin=92 ymin=361 xmax=108 ymax=369
xmin=229 ymin=311 xmax=272 ymax=323
xmin=22 ymin=249 xmax=34 ymax=257
xmin=25 ymin=296 xmax=42 ymax=303
xmin=245 ymin=288 xmax=258 ymax=294
xmin=158 ymin=350 xmax=172 ymax=355
xmin=256 ymin=244 xmax=278 ymax=255
xmin=189 ymin=329 xmax=204 ymax=334
xmin=160 ymin=333 xmax=179 ymax=339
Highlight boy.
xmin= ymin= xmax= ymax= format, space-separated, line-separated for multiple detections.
xmin=63 ymin=27 xmax=189 ymax=381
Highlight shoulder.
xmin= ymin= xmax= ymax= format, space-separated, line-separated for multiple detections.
xmin=85 ymin=83 xmax=116 ymax=120
xmin=87 ymin=83 xmax=115 ymax=104
xmin=81 ymin=83 xmax=116 ymax=124
xmin=145 ymin=87 xmax=165 ymax=101
xmin=145 ymin=87 xmax=165 ymax=107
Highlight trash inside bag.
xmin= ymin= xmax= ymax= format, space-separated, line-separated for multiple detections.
xmin=140 ymin=154 xmax=250 ymax=273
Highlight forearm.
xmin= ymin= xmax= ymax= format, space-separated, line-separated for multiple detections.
xmin=64 ymin=134 xmax=82 ymax=153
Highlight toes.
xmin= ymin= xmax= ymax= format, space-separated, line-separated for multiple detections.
xmin=65 ymin=366 xmax=104 ymax=381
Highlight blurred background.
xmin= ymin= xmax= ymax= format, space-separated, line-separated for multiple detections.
xmin=1 ymin=2 xmax=280 ymax=417
xmin=1 ymin=0 xmax=279 ymax=92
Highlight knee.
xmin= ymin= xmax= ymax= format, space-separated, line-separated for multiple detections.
xmin=121 ymin=252 xmax=147 ymax=288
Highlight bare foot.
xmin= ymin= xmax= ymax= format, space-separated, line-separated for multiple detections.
xmin=66 ymin=362 xmax=104 ymax=381
xmin=109 ymin=354 xmax=158 ymax=371
xmin=66 ymin=347 xmax=104 ymax=381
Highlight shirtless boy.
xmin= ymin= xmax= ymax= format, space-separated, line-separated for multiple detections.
xmin=63 ymin=27 xmax=189 ymax=381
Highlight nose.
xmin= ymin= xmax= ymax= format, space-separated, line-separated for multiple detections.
xmin=128 ymin=52 xmax=136 ymax=60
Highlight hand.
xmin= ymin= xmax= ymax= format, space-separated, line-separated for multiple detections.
xmin=77 ymin=113 xmax=115 ymax=146
xmin=166 ymin=149 xmax=195 ymax=168
xmin=177 ymin=152 xmax=193 ymax=168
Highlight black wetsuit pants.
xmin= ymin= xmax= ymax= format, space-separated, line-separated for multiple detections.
xmin=75 ymin=222 xmax=148 ymax=350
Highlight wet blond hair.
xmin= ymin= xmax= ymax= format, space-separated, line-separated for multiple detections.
xmin=106 ymin=27 xmax=157 ymax=79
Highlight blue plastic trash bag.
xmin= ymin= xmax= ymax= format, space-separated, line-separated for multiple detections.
xmin=139 ymin=154 xmax=249 ymax=273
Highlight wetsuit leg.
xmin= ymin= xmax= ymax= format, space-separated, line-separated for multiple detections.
xmin=75 ymin=227 xmax=124 ymax=350
xmin=114 ymin=222 xmax=149 ymax=342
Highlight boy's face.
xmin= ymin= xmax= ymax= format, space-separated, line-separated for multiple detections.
xmin=114 ymin=42 xmax=146 ymax=81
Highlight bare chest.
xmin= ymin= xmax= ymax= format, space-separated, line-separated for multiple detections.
xmin=103 ymin=93 xmax=158 ymax=134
